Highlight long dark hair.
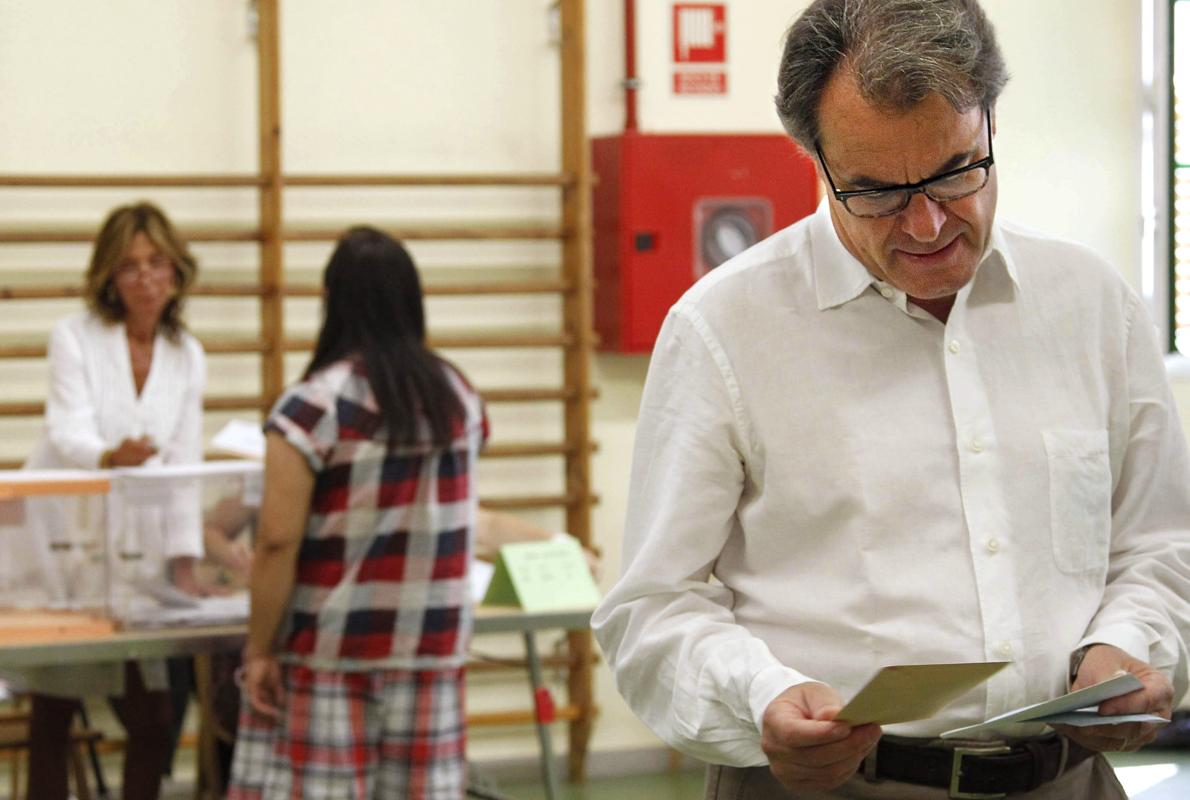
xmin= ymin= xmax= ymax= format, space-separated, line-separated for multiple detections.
xmin=305 ymin=227 xmax=465 ymax=446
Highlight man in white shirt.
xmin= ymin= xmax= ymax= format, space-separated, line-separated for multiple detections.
xmin=591 ymin=1 xmax=1190 ymax=797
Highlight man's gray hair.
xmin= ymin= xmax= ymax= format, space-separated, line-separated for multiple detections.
xmin=775 ymin=0 xmax=1008 ymax=151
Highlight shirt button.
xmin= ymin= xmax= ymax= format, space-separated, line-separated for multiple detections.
xmin=986 ymin=538 xmax=1000 ymax=553
xmin=879 ymin=287 xmax=894 ymax=299
xmin=998 ymin=642 xmax=1013 ymax=657
xmin=948 ymin=340 xmax=960 ymax=354
xmin=969 ymin=437 xmax=984 ymax=453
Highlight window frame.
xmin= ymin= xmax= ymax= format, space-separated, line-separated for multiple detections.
xmin=1156 ymin=0 xmax=1187 ymax=371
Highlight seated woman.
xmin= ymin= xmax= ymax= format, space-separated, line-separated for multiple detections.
xmin=18 ymin=201 xmax=206 ymax=800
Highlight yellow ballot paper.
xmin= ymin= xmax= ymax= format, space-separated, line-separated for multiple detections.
xmin=836 ymin=662 xmax=1010 ymax=726
xmin=481 ymin=537 xmax=601 ymax=611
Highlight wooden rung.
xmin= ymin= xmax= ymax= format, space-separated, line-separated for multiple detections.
xmin=0 ymin=395 xmax=264 ymax=417
xmin=203 ymin=395 xmax=266 ymax=411
xmin=0 ymin=226 xmax=262 ymax=244
xmin=283 ymin=223 xmax=565 ymax=242
xmin=0 ymin=174 xmax=265 ymax=188
xmin=203 ymin=339 xmax=269 ymax=355
xmin=0 ymin=401 xmax=42 ymax=416
xmin=466 ymin=704 xmax=584 ymax=727
xmin=484 ymin=442 xmax=571 ymax=459
xmin=431 ymin=332 xmax=573 ymax=349
xmin=0 ymin=449 xmax=593 ymax=470
xmin=284 ymin=279 xmax=572 ymax=298
xmin=0 ymin=284 xmax=267 ymax=300
xmin=425 ymin=279 xmax=571 ymax=296
xmin=0 ymin=338 xmax=274 ymax=358
xmin=479 ymin=387 xmax=589 ymax=403
xmin=479 ymin=493 xmax=595 ymax=510
xmin=0 ymin=286 xmax=81 ymax=300
xmin=284 ymin=172 xmax=574 ymax=187
xmin=0 ymin=389 xmax=584 ymax=418
xmin=0 ymin=280 xmax=570 ymax=301
xmin=482 ymin=441 xmax=598 ymax=459
xmin=0 ymin=343 xmax=44 ymax=358
xmin=274 ymin=333 xmax=573 ymax=353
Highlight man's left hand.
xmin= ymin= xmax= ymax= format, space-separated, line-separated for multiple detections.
xmin=1055 ymin=643 xmax=1172 ymax=752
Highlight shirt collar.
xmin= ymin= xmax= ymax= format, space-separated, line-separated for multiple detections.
xmin=809 ymin=199 xmax=1019 ymax=312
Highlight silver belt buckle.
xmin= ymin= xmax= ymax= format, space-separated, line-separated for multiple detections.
xmin=949 ymin=744 xmax=1012 ymax=799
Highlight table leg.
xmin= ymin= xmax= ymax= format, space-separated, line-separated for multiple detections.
xmin=522 ymin=631 xmax=558 ymax=800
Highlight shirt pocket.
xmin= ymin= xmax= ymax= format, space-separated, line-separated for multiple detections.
xmin=1042 ymin=429 xmax=1111 ymax=575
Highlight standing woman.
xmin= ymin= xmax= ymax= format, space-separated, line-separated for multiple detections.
xmin=229 ymin=227 xmax=487 ymax=800
xmin=21 ymin=201 xmax=206 ymax=800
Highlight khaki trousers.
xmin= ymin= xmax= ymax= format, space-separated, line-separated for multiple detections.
xmin=704 ymin=755 xmax=1127 ymax=799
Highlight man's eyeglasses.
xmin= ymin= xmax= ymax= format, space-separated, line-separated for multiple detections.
xmin=814 ymin=109 xmax=994 ymax=219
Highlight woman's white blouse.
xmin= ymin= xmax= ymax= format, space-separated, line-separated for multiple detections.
xmin=27 ymin=311 xmax=207 ymax=561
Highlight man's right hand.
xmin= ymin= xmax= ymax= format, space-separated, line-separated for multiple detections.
xmin=761 ymin=682 xmax=882 ymax=792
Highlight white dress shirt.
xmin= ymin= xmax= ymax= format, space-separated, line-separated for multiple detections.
xmin=591 ymin=202 xmax=1190 ymax=767
xmin=28 ymin=310 xmax=207 ymax=560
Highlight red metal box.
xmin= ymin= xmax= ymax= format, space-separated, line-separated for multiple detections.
xmin=592 ymin=132 xmax=819 ymax=352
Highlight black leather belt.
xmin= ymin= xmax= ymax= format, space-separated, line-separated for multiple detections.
xmin=865 ymin=735 xmax=1094 ymax=798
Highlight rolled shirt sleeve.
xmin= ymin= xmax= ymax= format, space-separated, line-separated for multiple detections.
xmin=1080 ymin=295 xmax=1190 ymax=701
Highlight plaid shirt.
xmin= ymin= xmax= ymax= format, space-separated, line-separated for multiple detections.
xmin=265 ymin=357 xmax=488 ymax=671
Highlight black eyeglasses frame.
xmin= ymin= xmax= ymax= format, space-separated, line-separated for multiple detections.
xmin=814 ymin=108 xmax=995 ymax=219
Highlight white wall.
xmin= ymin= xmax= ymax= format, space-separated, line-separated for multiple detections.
xmin=0 ymin=0 xmax=1161 ymax=773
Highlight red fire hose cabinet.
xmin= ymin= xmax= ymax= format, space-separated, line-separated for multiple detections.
xmin=592 ymin=132 xmax=820 ymax=353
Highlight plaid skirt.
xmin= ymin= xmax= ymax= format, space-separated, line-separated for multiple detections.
xmin=227 ymin=664 xmax=466 ymax=800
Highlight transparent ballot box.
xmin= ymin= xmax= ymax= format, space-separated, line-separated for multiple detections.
xmin=0 ymin=470 xmax=112 ymax=616
xmin=0 ymin=461 xmax=261 ymax=634
xmin=108 ymin=460 xmax=261 ymax=628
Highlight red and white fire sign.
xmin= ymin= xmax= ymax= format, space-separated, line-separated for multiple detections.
xmin=673 ymin=3 xmax=726 ymax=63
xmin=672 ymin=3 xmax=727 ymax=95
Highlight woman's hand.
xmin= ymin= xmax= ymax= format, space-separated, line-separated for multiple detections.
xmin=221 ymin=538 xmax=254 ymax=580
xmin=240 ymin=652 xmax=284 ymax=719
xmin=202 ymin=523 xmax=254 ymax=584
xmin=105 ymin=436 xmax=158 ymax=467
xmin=168 ymin=556 xmax=208 ymax=597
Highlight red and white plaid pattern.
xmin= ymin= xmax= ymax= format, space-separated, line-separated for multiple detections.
xmin=227 ymin=664 xmax=467 ymax=800
xmin=264 ymin=358 xmax=488 ymax=671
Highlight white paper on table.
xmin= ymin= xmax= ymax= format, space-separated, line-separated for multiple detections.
xmin=121 ymin=593 xmax=249 ymax=628
xmin=129 ymin=577 xmax=201 ymax=608
xmin=470 ymin=558 xmax=495 ymax=603
xmin=941 ymin=672 xmax=1166 ymax=738
xmin=210 ymin=419 xmax=266 ymax=460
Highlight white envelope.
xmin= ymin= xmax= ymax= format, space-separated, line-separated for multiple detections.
xmin=941 ymin=672 xmax=1167 ymax=738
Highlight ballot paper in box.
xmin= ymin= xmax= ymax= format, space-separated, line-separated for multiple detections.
xmin=0 ymin=470 xmax=113 ymax=615
xmin=107 ymin=460 xmax=261 ymax=628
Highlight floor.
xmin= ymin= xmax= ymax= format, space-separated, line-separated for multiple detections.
xmin=485 ymin=750 xmax=1190 ymax=800
xmin=4 ymin=746 xmax=1189 ymax=799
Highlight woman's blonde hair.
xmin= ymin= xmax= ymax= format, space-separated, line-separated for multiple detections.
xmin=84 ymin=201 xmax=198 ymax=340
